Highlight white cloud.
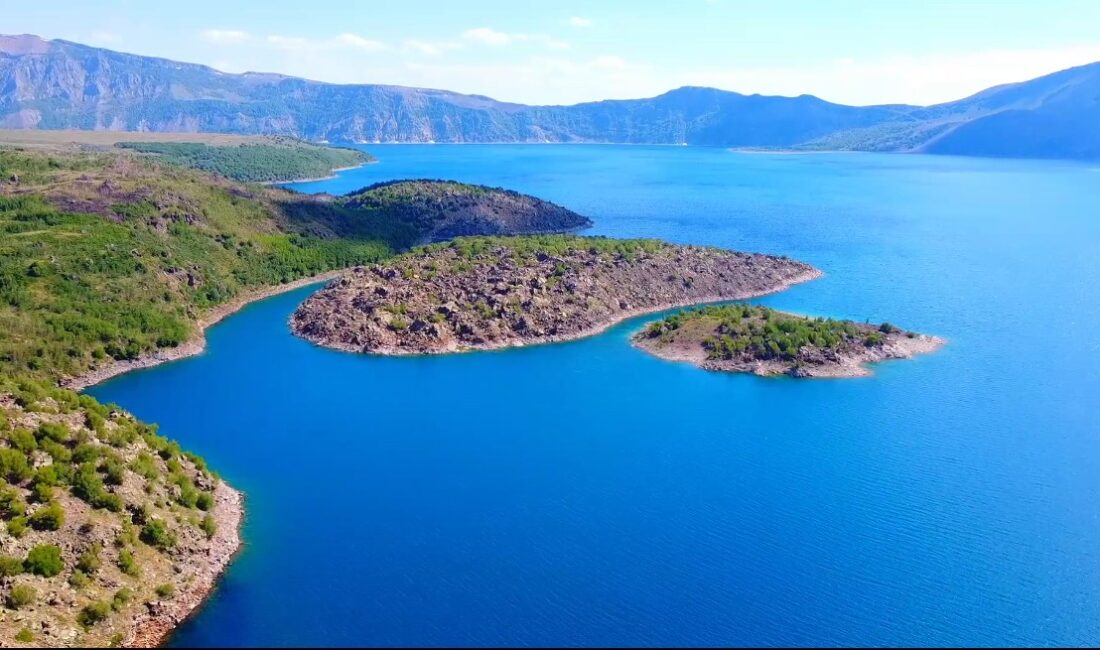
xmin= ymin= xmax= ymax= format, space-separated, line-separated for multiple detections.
xmin=462 ymin=27 xmax=515 ymax=47
xmin=461 ymin=28 xmax=570 ymax=51
xmin=264 ymin=33 xmax=386 ymax=54
xmin=403 ymin=39 xmax=462 ymax=56
xmin=199 ymin=29 xmax=251 ymax=45
xmin=336 ymin=33 xmax=385 ymax=52
xmin=568 ymin=17 xmax=593 ymax=28
xmin=266 ymin=34 xmax=310 ymax=51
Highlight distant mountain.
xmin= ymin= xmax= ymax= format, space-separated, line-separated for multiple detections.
xmin=810 ymin=62 xmax=1100 ymax=159
xmin=2 ymin=34 xmax=1098 ymax=160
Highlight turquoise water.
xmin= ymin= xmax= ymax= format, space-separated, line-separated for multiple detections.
xmin=90 ymin=146 xmax=1100 ymax=646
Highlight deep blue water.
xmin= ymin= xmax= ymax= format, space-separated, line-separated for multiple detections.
xmin=90 ymin=146 xmax=1100 ymax=646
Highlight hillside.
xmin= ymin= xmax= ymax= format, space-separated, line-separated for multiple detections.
xmin=0 ymin=148 xmax=589 ymax=383
xmin=2 ymin=34 xmax=1098 ymax=159
xmin=290 ymin=235 xmax=819 ymax=355
xmin=0 ymin=130 xmax=373 ymax=183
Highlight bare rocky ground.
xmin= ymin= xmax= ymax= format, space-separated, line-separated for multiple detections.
xmin=290 ymin=236 xmax=821 ymax=355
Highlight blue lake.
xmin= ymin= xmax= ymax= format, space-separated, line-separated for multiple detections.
xmin=90 ymin=145 xmax=1100 ymax=646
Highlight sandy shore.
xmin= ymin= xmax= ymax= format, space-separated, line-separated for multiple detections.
xmin=64 ymin=270 xmax=347 ymax=391
xmin=300 ymin=268 xmax=824 ymax=357
xmin=122 ymin=481 xmax=244 ymax=648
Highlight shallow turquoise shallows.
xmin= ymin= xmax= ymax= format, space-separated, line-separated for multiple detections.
xmin=89 ymin=146 xmax=1100 ymax=646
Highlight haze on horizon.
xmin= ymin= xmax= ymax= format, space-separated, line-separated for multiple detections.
xmin=6 ymin=0 xmax=1100 ymax=107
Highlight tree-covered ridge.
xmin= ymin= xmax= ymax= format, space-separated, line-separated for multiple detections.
xmin=635 ymin=304 xmax=939 ymax=377
xmin=0 ymin=148 xmax=391 ymax=382
xmin=115 ymin=140 xmax=372 ymax=183
xmin=0 ymin=378 xmax=225 ymax=646
xmin=333 ymin=180 xmax=592 ymax=248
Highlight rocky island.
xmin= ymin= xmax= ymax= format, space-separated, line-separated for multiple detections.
xmin=290 ymin=235 xmax=820 ymax=355
xmin=633 ymin=304 xmax=943 ymax=377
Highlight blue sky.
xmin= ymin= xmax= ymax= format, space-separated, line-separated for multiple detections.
xmin=7 ymin=0 xmax=1100 ymax=105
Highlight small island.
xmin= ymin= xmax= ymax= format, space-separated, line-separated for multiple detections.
xmin=633 ymin=304 xmax=943 ymax=377
xmin=290 ymin=235 xmax=821 ymax=355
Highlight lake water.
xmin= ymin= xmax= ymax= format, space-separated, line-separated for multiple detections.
xmin=90 ymin=146 xmax=1100 ymax=646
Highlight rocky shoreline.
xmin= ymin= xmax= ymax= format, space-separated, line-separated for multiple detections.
xmin=63 ymin=271 xmax=347 ymax=391
xmin=290 ymin=237 xmax=822 ymax=356
xmin=122 ymin=482 xmax=243 ymax=648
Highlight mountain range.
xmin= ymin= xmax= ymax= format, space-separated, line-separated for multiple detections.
xmin=2 ymin=33 xmax=1098 ymax=160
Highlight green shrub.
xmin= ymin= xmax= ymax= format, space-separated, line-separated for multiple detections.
xmin=117 ymin=548 xmax=139 ymax=577
xmin=77 ymin=545 xmax=102 ymax=574
xmin=201 ymin=514 xmax=217 ymax=539
xmin=40 ymin=440 xmax=72 ymax=463
xmin=196 ymin=491 xmax=214 ymax=511
xmin=7 ymin=516 xmax=27 ymax=538
xmin=111 ymin=587 xmax=133 ymax=610
xmin=30 ymin=482 xmax=53 ymax=504
xmin=100 ymin=456 xmax=127 ymax=486
xmin=130 ymin=453 xmax=159 ymax=480
xmin=0 ymin=486 xmax=26 ymax=517
xmin=0 ymin=555 xmax=23 ymax=576
xmin=28 ymin=502 xmax=64 ymax=530
xmin=77 ymin=601 xmax=111 ymax=627
xmin=7 ymin=428 xmax=36 ymax=453
xmin=0 ymin=448 xmax=32 ymax=483
xmin=69 ymin=570 xmax=90 ymax=588
xmin=71 ymin=463 xmax=123 ymax=512
xmin=140 ymin=519 xmax=176 ymax=550
xmin=14 ymin=627 xmax=33 ymax=643
xmin=24 ymin=544 xmax=63 ymax=577
xmin=35 ymin=422 xmax=69 ymax=443
xmin=6 ymin=584 xmax=35 ymax=609
xmin=155 ymin=583 xmax=176 ymax=599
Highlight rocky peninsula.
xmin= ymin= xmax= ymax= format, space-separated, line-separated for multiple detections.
xmin=633 ymin=304 xmax=943 ymax=377
xmin=290 ymin=235 xmax=820 ymax=355
xmin=0 ymin=388 xmax=241 ymax=647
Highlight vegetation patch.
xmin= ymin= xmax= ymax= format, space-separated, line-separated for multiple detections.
xmin=116 ymin=139 xmax=372 ymax=183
